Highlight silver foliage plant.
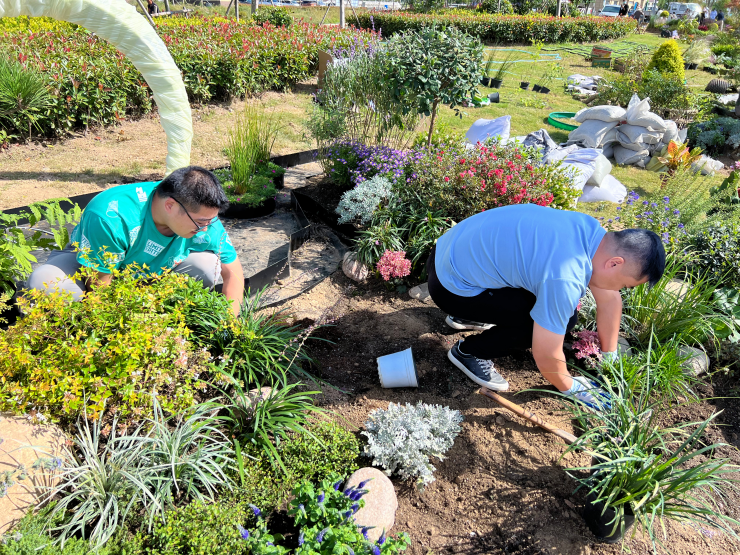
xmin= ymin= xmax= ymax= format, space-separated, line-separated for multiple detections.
xmin=335 ymin=175 xmax=394 ymax=225
xmin=362 ymin=401 xmax=463 ymax=488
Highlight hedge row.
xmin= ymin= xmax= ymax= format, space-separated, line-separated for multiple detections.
xmin=357 ymin=12 xmax=636 ymax=43
xmin=0 ymin=16 xmax=374 ymax=138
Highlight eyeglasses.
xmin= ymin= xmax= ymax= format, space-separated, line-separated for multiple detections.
xmin=171 ymin=197 xmax=219 ymax=232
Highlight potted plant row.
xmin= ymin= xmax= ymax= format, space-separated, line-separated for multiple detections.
xmin=481 ymin=49 xmax=515 ymax=90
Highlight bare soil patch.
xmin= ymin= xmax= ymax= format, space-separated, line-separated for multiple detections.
xmin=279 ymin=273 xmax=740 ymax=555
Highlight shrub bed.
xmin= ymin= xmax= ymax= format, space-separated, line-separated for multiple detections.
xmin=355 ymin=12 xmax=635 ymax=43
xmin=0 ymin=15 xmax=374 ymax=138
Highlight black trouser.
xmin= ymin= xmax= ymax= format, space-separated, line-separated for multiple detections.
xmin=426 ymin=246 xmax=578 ymax=360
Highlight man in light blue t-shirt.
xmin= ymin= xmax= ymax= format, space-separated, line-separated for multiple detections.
xmin=428 ymin=205 xmax=665 ymax=409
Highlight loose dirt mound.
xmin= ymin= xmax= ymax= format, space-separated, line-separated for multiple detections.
xmin=279 ymin=272 xmax=740 ymax=555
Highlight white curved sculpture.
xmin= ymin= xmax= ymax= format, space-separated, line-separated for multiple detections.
xmin=0 ymin=0 xmax=192 ymax=174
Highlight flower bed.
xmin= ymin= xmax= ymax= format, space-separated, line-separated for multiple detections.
xmin=355 ymin=12 xmax=636 ymax=43
xmin=0 ymin=15 xmax=374 ymax=138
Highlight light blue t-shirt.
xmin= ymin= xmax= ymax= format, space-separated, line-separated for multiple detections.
xmin=435 ymin=205 xmax=606 ymax=335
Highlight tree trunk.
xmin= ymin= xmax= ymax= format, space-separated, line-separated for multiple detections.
xmin=426 ymin=99 xmax=440 ymax=146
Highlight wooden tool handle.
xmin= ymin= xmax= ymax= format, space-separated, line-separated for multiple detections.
xmin=478 ymin=387 xmax=577 ymax=445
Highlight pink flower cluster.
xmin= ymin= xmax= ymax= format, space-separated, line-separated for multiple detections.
xmin=572 ymin=330 xmax=602 ymax=369
xmin=376 ymin=250 xmax=411 ymax=281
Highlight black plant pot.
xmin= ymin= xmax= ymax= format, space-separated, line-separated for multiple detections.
xmin=488 ymin=92 xmax=500 ymax=103
xmin=222 ymin=197 xmax=276 ymax=219
xmin=491 ymin=78 xmax=503 ymax=89
xmin=688 ymin=63 xmax=699 ymax=70
xmin=520 ymin=81 xmax=530 ymax=90
xmin=540 ymin=86 xmax=551 ymax=94
xmin=480 ymin=77 xmax=492 ymax=87
xmin=583 ymin=492 xmax=635 ymax=544
xmin=273 ymin=173 xmax=285 ymax=189
xmin=709 ymin=67 xmax=718 ymax=74
xmin=684 ymin=62 xmax=690 ymax=69
xmin=532 ymin=84 xmax=542 ymax=92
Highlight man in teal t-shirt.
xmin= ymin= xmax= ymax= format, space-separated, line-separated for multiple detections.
xmin=428 ymin=204 xmax=665 ymax=410
xmin=28 ymin=166 xmax=244 ymax=315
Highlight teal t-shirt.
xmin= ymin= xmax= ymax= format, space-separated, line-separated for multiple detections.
xmin=434 ymin=205 xmax=606 ymax=335
xmin=69 ymin=182 xmax=237 ymax=274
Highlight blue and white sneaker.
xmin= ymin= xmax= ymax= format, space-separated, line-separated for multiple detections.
xmin=445 ymin=315 xmax=494 ymax=331
xmin=564 ymin=376 xmax=612 ymax=411
xmin=447 ymin=340 xmax=509 ymax=391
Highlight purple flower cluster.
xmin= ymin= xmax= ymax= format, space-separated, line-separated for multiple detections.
xmin=351 ymin=144 xmax=417 ymax=186
xmin=603 ymin=191 xmax=686 ymax=245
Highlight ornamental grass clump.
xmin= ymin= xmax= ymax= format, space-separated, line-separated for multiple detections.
xmin=560 ymin=357 xmax=740 ymax=551
xmin=44 ymin=399 xmax=233 ymax=549
xmin=362 ymin=401 xmax=462 ymax=488
xmin=620 ymin=252 xmax=734 ymax=348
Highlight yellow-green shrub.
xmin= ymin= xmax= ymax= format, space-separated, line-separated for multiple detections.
xmin=647 ymin=39 xmax=685 ymax=80
xmin=0 ymin=267 xmax=211 ymax=422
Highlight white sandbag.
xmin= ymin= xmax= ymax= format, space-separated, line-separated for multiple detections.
xmin=662 ymin=120 xmax=679 ymax=144
xmin=562 ymin=162 xmax=595 ymax=191
xmin=564 ymin=148 xmax=602 ymax=165
xmin=628 ymin=111 xmax=667 ymax=132
xmin=587 ymin=155 xmax=612 ymax=187
xmin=678 ymin=128 xmax=688 ymax=142
xmin=543 ymin=144 xmax=580 ymax=165
xmin=574 ymin=105 xmax=627 ymax=123
xmin=561 ymin=148 xmax=601 ymax=190
xmin=601 ymin=142 xmax=614 ymax=159
xmin=466 ymin=116 xmax=511 ymax=145
xmin=613 ymin=145 xmax=650 ymax=166
xmin=692 ymin=155 xmax=724 ymax=175
xmin=616 ymin=135 xmax=651 ymax=152
xmin=568 ymin=120 xmax=619 ymax=149
xmin=600 ymin=127 xmax=619 ymax=146
xmin=577 ymin=175 xmax=627 ymax=203
xmin=616 ymin=124 xmax=663 ymax=145
xmin=625 ymin=94 xmax=649 ymax=119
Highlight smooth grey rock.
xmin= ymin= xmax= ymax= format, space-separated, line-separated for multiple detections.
xmin=678 ymin=346 xmax=710 ymax=377
xmin=342 ymin=251 xmax=368 ymax=282
xmin=344 ymin=467 xmax=398 ymax=541
xmin=409 ymin=282 xmax=431 ymax=301
xmin=665 ymin=279 xmax=690 ymax=302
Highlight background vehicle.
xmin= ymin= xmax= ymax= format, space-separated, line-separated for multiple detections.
xmin=598 ymin=5 xmax=622 ymax=16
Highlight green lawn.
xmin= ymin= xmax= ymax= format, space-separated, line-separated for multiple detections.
xmin=428 ymin=33 xmax=725 ymax=215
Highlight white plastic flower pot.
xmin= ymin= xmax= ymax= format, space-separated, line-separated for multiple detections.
xmin=377 ymin=348 xmax=418 ymax=388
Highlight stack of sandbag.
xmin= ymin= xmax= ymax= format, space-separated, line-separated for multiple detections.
xmin=567 ymin=94 xmax=681 ymax=169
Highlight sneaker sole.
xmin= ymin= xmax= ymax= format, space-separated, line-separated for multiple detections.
xmin=447 ymin=349 xmax=509 ymax=391
xmin=445 ymin=315 xmax=494 ymax=331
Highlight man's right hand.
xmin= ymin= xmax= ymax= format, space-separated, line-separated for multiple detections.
xmin=84 ymin=271 xmax=113 ymax=292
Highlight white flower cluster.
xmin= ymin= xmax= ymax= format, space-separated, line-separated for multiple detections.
xmin=362 ymin=401 xmax=463 ymax=488
xmin=335 ymin=175 xmax=393 ymax=225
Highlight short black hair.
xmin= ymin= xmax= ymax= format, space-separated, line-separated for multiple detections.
xmin=611 ymin=229 xmax=666 ymax=287
xmin=156 ymin=166 xmax=229 ymax=213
